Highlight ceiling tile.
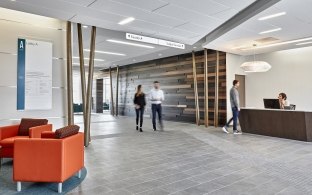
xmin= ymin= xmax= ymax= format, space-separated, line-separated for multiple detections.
xmin=211 ymin=8 xmax=238 ymax=20
xmin=154 ymin=4 xmax=222 ymax=27
xmin=61 ymin=0 xmax=95 ymax=7
xmin=212 ymin=0 xmax=256 ymax=11
xmin=166 ymin=0 xmax=229 ymax=15
xmin=89 ymin=0 xmax=185 ymax=27
xmin=176 ymin=22 xmax=215 ymax=34
xmin=111 ymin=0 xmax=169 ymax=12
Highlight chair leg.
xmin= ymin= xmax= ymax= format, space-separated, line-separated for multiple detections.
xmin=78 ymin=170 xmax=81 ymax=178
xmin=17 ymin=182 xmax=21 ymax=192
xmin=58 ymin=183 xmax=62 ymax=193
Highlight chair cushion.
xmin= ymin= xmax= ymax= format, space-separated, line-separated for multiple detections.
xmin=0 ymin=136 xmax=28 ymax=147
xmin=55 ymin=125 xmax=80 ymax=139
xmin=18 ymin=118 xmax=48 ymax=136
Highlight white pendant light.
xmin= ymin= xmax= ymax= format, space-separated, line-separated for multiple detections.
xmin=240 ymin=44 xmax=271 ymax=73
xmin=240 ymin=61 xmax=271 ymax=72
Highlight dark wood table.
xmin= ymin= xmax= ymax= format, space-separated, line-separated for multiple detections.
xmin=239 ymin=108 xmax=312 ymax=141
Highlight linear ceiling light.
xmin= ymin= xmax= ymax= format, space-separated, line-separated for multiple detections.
xmin=107 ymin=39 xmax=155 ymax=48
xmin=84 ymin=49 xmax=126 ymax=56
xmin=118 ymin=17 xmax=135 ymax=25
xmin=72 ymin=56 xmax=105 ymax=62
xmin=259 ymin=28 xmax=282 ymax=34
xmin=258 ymin=12 xmax=286 ymax=21
xmin=295 ymin=41 xmax=312 ymax=46
xmin=241 ymin=37 xmax=312 ymax=50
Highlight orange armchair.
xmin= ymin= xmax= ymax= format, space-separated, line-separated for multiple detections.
xmin=13 ymin=132 xmax=84 ymax=193
xmin=0 ymin=124 xmax=52 ymax=158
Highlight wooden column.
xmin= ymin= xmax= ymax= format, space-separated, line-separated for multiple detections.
xmin=66 ymin=21 xmax=74 ymax=125
xmin=204 ymin=49 xmax=209 ymax=127
xmin=214 ymin=51 xmax=220 ymax=127
xmin=116 ymin=65 xmax=119 ymax=116
xmin=109 ymin=67 xmax=115 ymax=116
xmin=85 ymin=26 xmax=96 ymax=147
xmin=192 ymin=51 xmax=200 ymax=125
xmin=77 ymin=23 xmax=87 ymax=144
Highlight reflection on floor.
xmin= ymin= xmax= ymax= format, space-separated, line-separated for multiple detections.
xmin=69 ymin=114 xmax=312 ymax=195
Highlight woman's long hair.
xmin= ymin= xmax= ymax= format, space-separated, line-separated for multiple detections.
xmin=136 ymin=85 xmax=142 ymax=97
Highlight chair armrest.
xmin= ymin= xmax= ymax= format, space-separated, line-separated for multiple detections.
xmin=13 ymin=138 xmax=63 ymax=182
xmin=0 ymin=124 xmax=19 ymax=140
xmin=63 ymin=133 xmax=84 ymax=180
xmin=29 ymin=124 xmax=52 ymax=138
xmin=41 ymin=131 xmax=55 ymax=138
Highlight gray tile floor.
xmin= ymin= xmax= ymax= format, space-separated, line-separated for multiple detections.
xmin=69 ymin=114 xmax=312 ymax=195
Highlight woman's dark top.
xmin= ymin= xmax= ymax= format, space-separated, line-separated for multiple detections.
xmin=134 ymin=93 xmax=146 ymax=107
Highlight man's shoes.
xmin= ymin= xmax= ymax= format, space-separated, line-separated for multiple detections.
xmin=136 ymin=126 xmax=138 ymax=131
xmin=222 ymin=126 xmax=229 ymax=134
xmin=140 ymin=127 xmax=143 ymax=132
xmin=233 ymin=130 xmax=242 ymax=135
xmin=153 ymin=129 xmax=156 ymax=131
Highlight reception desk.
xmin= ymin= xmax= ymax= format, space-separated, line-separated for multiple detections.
xmin=239 ymin=108 xmax=312 ymax=141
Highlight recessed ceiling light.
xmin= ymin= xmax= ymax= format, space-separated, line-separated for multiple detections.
xmin=296 ymin=41 xmax=312 ymax=46
xmin=259 ymin=28 xmax=282 ymax=34
xmin=107 ymin=39 xmax=155 ymax=49
xmin=158 ymin=53 xmax=162 ymax=56
xmin=118 ymin=17 xmax=135 ymax=25
xmin=82 ymin=25 xmax=88 ymax=28
xmin=193 ymin=46 xmax=197 ymax=49
xmin=241 ymin=36 xmax=312 ymax=50
xmin=258 ymin=12 xmax=286 ymax=21
xmin=84 ymin=49 xmax=126 ymax=56
xmin=133 ymin=59 xmax=136 ymax=62
xmin=72 ymin=56 xmax=105 ymax=62
xmin=10 ymin=0 xmax=16 ymax=1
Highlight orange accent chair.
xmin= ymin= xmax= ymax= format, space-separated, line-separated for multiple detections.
xmin=13 ymin=131 xmax=84 ymax=193
xmin=0 ymin=123 xmax=52 ymax=158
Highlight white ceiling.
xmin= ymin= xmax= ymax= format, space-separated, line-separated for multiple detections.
xmin=71 ymin=25 xmax=206 ymax=68
xmin=203 ymin=0 xmax=312 ymax=55
xmin=0 ymin=0 xmax=255 ymax=45
xmin=0 ymin=0 xmax=257 ymax=68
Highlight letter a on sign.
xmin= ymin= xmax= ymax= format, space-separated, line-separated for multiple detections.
xmin=19 ymin=40 xmax=24 ymax=49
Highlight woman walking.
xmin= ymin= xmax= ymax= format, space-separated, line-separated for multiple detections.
xmin=134 ymin=85 xmax=146 ymax=132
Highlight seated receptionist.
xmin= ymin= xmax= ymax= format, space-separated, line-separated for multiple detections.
xmin=278 ymin=92 xmax=290 ymax=109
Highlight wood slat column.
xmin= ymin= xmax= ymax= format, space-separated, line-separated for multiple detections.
xmin=109 ymin=67 xmax=115 ymax=116
xmin=77 ymin=23 xmax=88 ymax=144
xmin=85 ymin=26 xmax=96 ymax=146
xmin=116 ymin=65 xmax=119 ymax=116
xmin=66 ymin=21 xmax=74 ymax=125
xmin=192 ymin=51 xmax=200 ymax=125
xmin=204 ymin=49 xmax=209 ymax=127
xmin=214 ymin=51 xmax=220 ymax=127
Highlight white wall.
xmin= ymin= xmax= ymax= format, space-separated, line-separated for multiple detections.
xmin=244 ymin=47 xmax=312 ymax=111
xmin=226 ymin=53 xmax=246 ymax=121
xmin=227 ymin=47 xmax=312 ymax=116
xmin=0 ymin=8 xmax=66 ymax=128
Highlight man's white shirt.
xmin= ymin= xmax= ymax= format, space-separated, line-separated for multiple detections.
xmin=149 ymin=88 xmax=164 ymax=104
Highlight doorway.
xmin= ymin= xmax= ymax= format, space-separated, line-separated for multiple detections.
xmin=235 ymin=75 xmax=246 ymax=107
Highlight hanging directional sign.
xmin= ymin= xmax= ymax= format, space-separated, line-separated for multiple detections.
xmin=126 ymin=33 xmax=185 ymax=49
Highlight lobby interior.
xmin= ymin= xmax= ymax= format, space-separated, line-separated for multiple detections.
xmin=1 ymin=0 xmax=312 ymax=194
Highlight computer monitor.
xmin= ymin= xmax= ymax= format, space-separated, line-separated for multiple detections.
xmin=263 ymin=99 xmax=280 ymax=109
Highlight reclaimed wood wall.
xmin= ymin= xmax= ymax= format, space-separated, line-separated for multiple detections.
xmin=105 ymin=50 xmax=227 ymax=126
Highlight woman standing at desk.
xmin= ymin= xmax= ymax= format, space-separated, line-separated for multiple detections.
xmin=278 ymin=92 xmax=290 ymax=109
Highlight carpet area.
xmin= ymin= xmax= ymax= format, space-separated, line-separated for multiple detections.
xmin=0 ymin=159 xmax=87 ymax=194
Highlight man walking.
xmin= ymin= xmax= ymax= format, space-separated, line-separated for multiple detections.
xmin=149 ymin=81 xmax=164 ymax=131
xmin=223 ymin=80 xmax=242 ymax=134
